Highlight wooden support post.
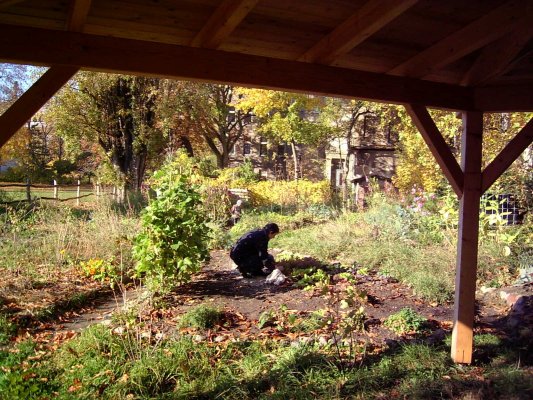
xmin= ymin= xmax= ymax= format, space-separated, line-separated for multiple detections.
xmin=76 ymin=180 xmax=81 ymax=206
xmin=53 ymin=179 xmax=58 ymax=199
xmin=451 ymin=111 xmax=483 ymax=364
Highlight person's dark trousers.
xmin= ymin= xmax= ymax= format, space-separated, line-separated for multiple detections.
xmin=236 ymin=255 xmax=265 ymax=277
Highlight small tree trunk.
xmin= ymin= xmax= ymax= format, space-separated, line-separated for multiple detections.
xmin=290 ymin=141 xmax=299 ymax=181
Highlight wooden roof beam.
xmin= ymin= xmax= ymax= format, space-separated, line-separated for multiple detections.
xmin=190 ymin=0 xmax=258 ymax=49
xmin=66 ymin=0 xmax=92 ymax=32
xmin=0 ymin=23 xmax=474 ymax=111
xmin=0 ymin=66 xmax=79 ymax=149
xmin=299 ymin=0 xmax=418 ymax=65
xmin=405 ymin=104 xmax=464 ymax=196
xmin=474 ymin=83 xmax=533 ymax=112
xmin=389 ymin=1 xmax=528 ymax=78
xmin=481 ymin=117 xmax=533 ymax=193
xmin=461 ymin=19 xmax=533 ymax=86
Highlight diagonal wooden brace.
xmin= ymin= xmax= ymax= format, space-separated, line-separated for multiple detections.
xmin=405 ymin=104 xmax=464 ymax=196
xmin=0 ymin=65 xmax=78 ymax=149
xmin=482 ymin=117 xmax=533 ymax=193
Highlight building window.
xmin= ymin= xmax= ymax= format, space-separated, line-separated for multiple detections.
xmin=259 ymin=136 xmax=268 ymax=156
xmin=227 ymin=107 xmax=236 ymax=123
xmin=387 ymin=123 xmax=394 ymax=144
xmin=243 ymin=112 xmax=253 ymax=124
xmin=363 ymin=115 xmax=378 ymax=138
xmin=243 ymin=142 xmax=251 ymax=156
xmin=229 ymin=143 xmax=236 ymax=155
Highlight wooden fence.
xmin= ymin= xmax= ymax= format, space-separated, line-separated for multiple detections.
xmin=0 ymin=180 xmax=126 ymax=205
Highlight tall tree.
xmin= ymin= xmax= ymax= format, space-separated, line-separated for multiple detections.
xmin=158 ymin=82 xmax=252 ymax=168
xmin=48 ymin=72 xmax=165 ymax=189
xmin=236 ymin=89 xmax=334 ymax=180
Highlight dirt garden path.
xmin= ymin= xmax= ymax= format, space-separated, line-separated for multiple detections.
xmin=23 ymin=250 xmax=530 ymax=350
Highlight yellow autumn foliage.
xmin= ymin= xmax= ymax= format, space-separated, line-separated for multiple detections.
xmin=248 ymin=179 xmax=332 ymax=208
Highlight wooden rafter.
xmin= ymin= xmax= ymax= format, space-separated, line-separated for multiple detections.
xmin=190 ymin=0 xmax=258 ymax=49
xmin=461 ymin=18 xmax=533 ymax=86
xmin=474 ymin=83 xmax=533 ymax=112
xmin=0 ymin=23 xmax=474 ymax=111
xmin=66 ymin=0 xmax=92 ymax=32
xmin=299 ymin=0 xmax=418 ymax=64
xmin=482 ymin=118 xmax=533 ymax=193
xmin=0 ymin=66 xmax=79 ymax=149
xmin=389 ymin=1 xmax=526 ymax=78
xmin=405 ymin=104 xmax=464 ymax=196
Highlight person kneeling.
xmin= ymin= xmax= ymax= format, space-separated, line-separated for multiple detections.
xmin=229 ymin=223 xmax=279 ymax=278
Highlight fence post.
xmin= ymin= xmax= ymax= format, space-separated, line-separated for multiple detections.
xmin=76 ymin=180 xmax=81 ymax=206
xmin=112 ymin=185 xmax=116 ymax=199
xmin=26 ymin=178 xmax=31 ymax=202
xmin=53 ymin=179 xmax=58 ymax=199
xmin=96 ymin=181 xmax=100 ymax=201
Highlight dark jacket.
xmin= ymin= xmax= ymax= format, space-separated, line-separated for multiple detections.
xmin=230 ymin=228 xmax=270 ymax=263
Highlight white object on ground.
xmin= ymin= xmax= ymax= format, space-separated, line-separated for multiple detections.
xmin=265 ymin=269 xmax=287 ymax=285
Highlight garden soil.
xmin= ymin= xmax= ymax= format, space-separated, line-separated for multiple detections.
xmin=12 ymin=250 xmax=530 ymax=351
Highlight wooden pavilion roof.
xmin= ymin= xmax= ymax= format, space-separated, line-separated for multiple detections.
xmin=0 ymin=0 xmax=532 ymax=366
xmin=0 ymin=0 xmax=532 ymax=111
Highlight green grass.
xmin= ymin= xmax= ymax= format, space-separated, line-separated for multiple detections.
xmin=0 ymin=315 xmax=16 ymax=345
xmin=0 ymin=201 xmax=139 ymax=281
xmin=2 ymin=328 xmax=531 ymax=399
xmin=0 ymin=187 xmax=96 ymax=203
xmin=273 ymin=212 xmax=456 ymax=303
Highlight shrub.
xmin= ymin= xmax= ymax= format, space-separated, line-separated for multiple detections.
xmin=248 ymin=179 xmax=332 ymax=209
xmin=79 ymin=257 xmax=121 ymax=288
xmin=180 ymin=305 xmax=224 ymax=330
xmin=384 ymin=308 xmax=427 ymax=335
xmin=133 ymin=169 xmax=210 ymax=293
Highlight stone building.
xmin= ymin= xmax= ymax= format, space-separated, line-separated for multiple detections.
xmin=326 ymin=113 xmax=399 ymax=191
xmin=228 ymin=115 xmax=325 ymax=181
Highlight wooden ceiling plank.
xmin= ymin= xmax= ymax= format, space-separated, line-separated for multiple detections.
xmin=0 ymin=23 xmax=474 ymax=111
xmin=461 ymin=18 xmax=533 ymax=86
xmin=389 ymin=1 xmax=527 ymax=78
xmin=481 ymin=117 xmax=533 ymax=193
xmin=299 ymin=0 xmax=418 ymax=65
xmin=190 ymin=0 xmax=258 ymax=49
xmin=405 ymin=104 xmax=464 ymax=196
xmin=66 ymin=0 xmax=92 ymax=32
xmin=0 ymin=65 xmax=78 ymax=149
xmin=0 ymin=0 xmax=25 ymax=10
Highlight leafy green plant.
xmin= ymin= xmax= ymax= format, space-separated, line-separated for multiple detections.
xmin=79 ymin=257 xmax=120 ymax=288
xmin=133 ymin=168 xmax=210 ymax=292
xmin=384 ymin=308 xmax=427 ymax=335
xmin=258 ymin=305 xmax=298 ymax=331
xmin=180 ymin=305 xmax=224 ymax=330
xmin=295 ymin=268 xmax=330 ymax=292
